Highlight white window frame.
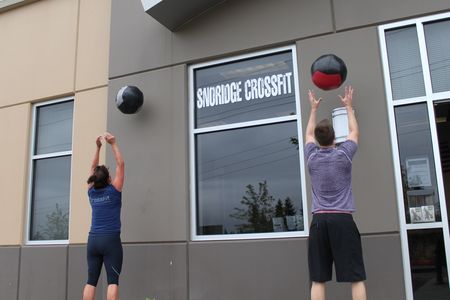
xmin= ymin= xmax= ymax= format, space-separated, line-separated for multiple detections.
xmin=379 ymin=12 xmax=450 ymax=298
xmin=189 ymin=45 xmax=309 ymax=241
xmin=26 ymin=97 xmax=74 ymax=245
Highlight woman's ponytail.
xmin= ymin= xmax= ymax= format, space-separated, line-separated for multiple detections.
xmin=87 ymin=165 xmax=110 ymax=188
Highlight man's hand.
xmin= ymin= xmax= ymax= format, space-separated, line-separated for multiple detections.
xmin=339 ymin=86 xmax=354 ymax=107
xmin=104 ymin=132 xmax=116 ymax=145
xmin=308 ymin=89 xmax=322 ymax=110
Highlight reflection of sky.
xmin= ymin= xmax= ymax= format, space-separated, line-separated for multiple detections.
xmin=35 ymin=101 xmax=73 ymax=155
xmin=385 ymin=27 xmax=425 ymax=100
xmin=196 ymin=121 xmax=302 ymax=233
xmin=424 ymin=19 xmax=450 ymax=93
xmin=194 ymin=51 xmax=296 ymax=127
xmin=31 ymin=156 xmax=71 ymax=239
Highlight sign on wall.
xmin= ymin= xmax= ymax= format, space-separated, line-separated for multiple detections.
xmin=194 ymin=51 xmax=296 ymax=128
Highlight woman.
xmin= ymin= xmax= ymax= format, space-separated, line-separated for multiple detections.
xmin=83 ymin=132 xmax=124 ymax=300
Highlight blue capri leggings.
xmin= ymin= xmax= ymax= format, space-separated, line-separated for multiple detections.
xmin=87 ymin=233 xmax=123 ymax=286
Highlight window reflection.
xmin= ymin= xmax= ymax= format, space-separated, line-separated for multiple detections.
xmin=196 ymin=121 xmax=303 ymax=235
xmin=395 ymin=104 xmax=441 ymax=223
xmin=31 ymin=156 xmax=71 ymax=240
xmin=385 ymin=26 xmax=426 ymax=100
xmin=424 ymin=19 xmax=450 ymax=93
xmin=408 ymin=229 xmax=449 ymax=299
xmin=35 ymin=101 xmax=74 ymax=155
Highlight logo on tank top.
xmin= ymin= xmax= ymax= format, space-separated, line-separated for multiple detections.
xmin=90 ymin=195 xmax=111 ymax=204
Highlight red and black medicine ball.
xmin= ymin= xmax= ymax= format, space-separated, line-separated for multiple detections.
xmin=311 ymin=54 xmax=347 ymax=90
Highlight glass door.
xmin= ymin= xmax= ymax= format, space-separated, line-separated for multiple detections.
xmin=394 ymin=103 xmax=450 ymax=299
xmin=379 ymin=12 xmax=450 ymax=300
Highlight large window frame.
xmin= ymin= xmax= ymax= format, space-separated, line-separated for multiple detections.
xmin=26 ymin=97 xmax=74 ymax=245
xmin=189 ymin=45 xmax=309 ymax=241
xmin=379 ymin=12 xmax=450 ymax=298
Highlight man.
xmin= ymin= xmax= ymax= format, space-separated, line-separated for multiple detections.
xmin=305 ymin=86 xmax=367 ymax=300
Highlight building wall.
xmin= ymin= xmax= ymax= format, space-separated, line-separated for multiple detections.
xmin=104 ymin=0 xmax=450 ymax=299
xmin=0 ymin=0 xmax=111 ymax=298
xmin=1 ymin=0 xmax=449 ymax=299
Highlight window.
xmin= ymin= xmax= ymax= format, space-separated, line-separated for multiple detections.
xmin=189 ymin=46 xmax=308 ymax=240
xmin=385 ymin=26 xmax=426 ymax=100
xmin=424 ymin=19 xmax=450 ymax=93
xmin=394 ymin=103 xmax=442 ymax=224
xmin=28 ymin=99 xmax=74 ymax=243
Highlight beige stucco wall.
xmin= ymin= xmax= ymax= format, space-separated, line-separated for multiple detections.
xmin=0 ymin=0 xmax=78 ymax=107
xmin=0 ymin=104 xmax=30 ymax=245
xmin=69 ymin=88 xmax=108 ymax=243
xmin=75 ymin=0 xmax=111 ymax=91
xmin=0 ymin=0 xmax=112 ymax=108
xmin=0 ymin=0 xmax=111 ymax=245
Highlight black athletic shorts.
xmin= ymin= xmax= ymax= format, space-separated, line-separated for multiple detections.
xmin=308 ymin=213 xmax=366 ymax=283
xmin=87 ymin=233 xmax=123 ymax=286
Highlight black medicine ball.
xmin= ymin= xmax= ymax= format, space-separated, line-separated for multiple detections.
xmin=115 ymin=86 xmax=144 ymax=114
xmin=311 ymin=54 xmax=347 ymax=90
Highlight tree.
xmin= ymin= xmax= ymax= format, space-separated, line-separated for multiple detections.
xmin=230 ymin=181 xmax=275 ymax=233
xmin=284 ymin=197 xmax=296 ymax=216
xmin=275 ymin=199 xmax=284 ymax=218
xmin=42 ymin=203 xmax=69 ymax=240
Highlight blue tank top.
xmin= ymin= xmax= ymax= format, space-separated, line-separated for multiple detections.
xmin=88 ymin=184 xmax=122 ymax=234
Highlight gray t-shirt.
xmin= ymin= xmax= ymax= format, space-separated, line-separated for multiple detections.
xmin=304 ymin=140 xmax=358 ymax=213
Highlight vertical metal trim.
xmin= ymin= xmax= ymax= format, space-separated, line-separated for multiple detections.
xmin=378 ymin=24 xmax=414 ymax=300
xmin=16 ymin=246 xmax=22 ymax=300
xmin=329 ymin=0 xmax=337 ymax=33
xmin=291 ymin=44 xmax=310 ymax=235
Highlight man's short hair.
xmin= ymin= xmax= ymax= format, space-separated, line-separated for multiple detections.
xmin=314 ymin=119 xmax=335 ymax=146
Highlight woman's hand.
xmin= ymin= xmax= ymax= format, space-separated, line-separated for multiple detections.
xmin=96 ymin=136 xmax=103 ymax=148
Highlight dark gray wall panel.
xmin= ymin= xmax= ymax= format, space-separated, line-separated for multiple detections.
xmin=110 ymin=0 xmax=333 ymax=78
xmin=107 ymin=65 xmax=188 ymax=243
xmin=323 ymin=234 xmax=405 ymax=299
xmin=67 ymin=245 xmax=104 ymax=300
xmin=0 ymin=247 xmax=20 ymax=299
xmin=334 ymin=0 xmax=450 ymax=30
xmin=189 ymin=235 xmax=404 ymax=300
xmin=326 ymin=234 xmax=404 ymax=300
xmin=362 ymin=234 xmax=405 ymax=299
xmin=189 ymin=239 xmax=310 ymax=300
xmin=109 ymin=0 xmax=172 ymax=78
xmin=171 ymin=0 xmax=333 ymax=65
xmin=119 ymin=243 xmax=187 ymax=300
xmin=18 ymin=246 xmax=67 ymax=300
xmin=297 ymin=27 xmax=399 ymax=234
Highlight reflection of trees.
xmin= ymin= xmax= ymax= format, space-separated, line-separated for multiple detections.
xmin=230 ymin=181 xmax=298 ymax=233
xmin=289 ymin=137 xmax=299 ymax=150
xmin=275 ymin=197 xmax=297 ymax=229
xmin=230 ymin=181 xmax=274 ymax=233
xmin=33 ymin=203 xmax=69 ymax=240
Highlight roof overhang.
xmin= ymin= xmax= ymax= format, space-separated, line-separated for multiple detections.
xmin=0 ymin=0 xmax=40 ymax=13
xmin=141 ymin=0 xmax=225 ymax=31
